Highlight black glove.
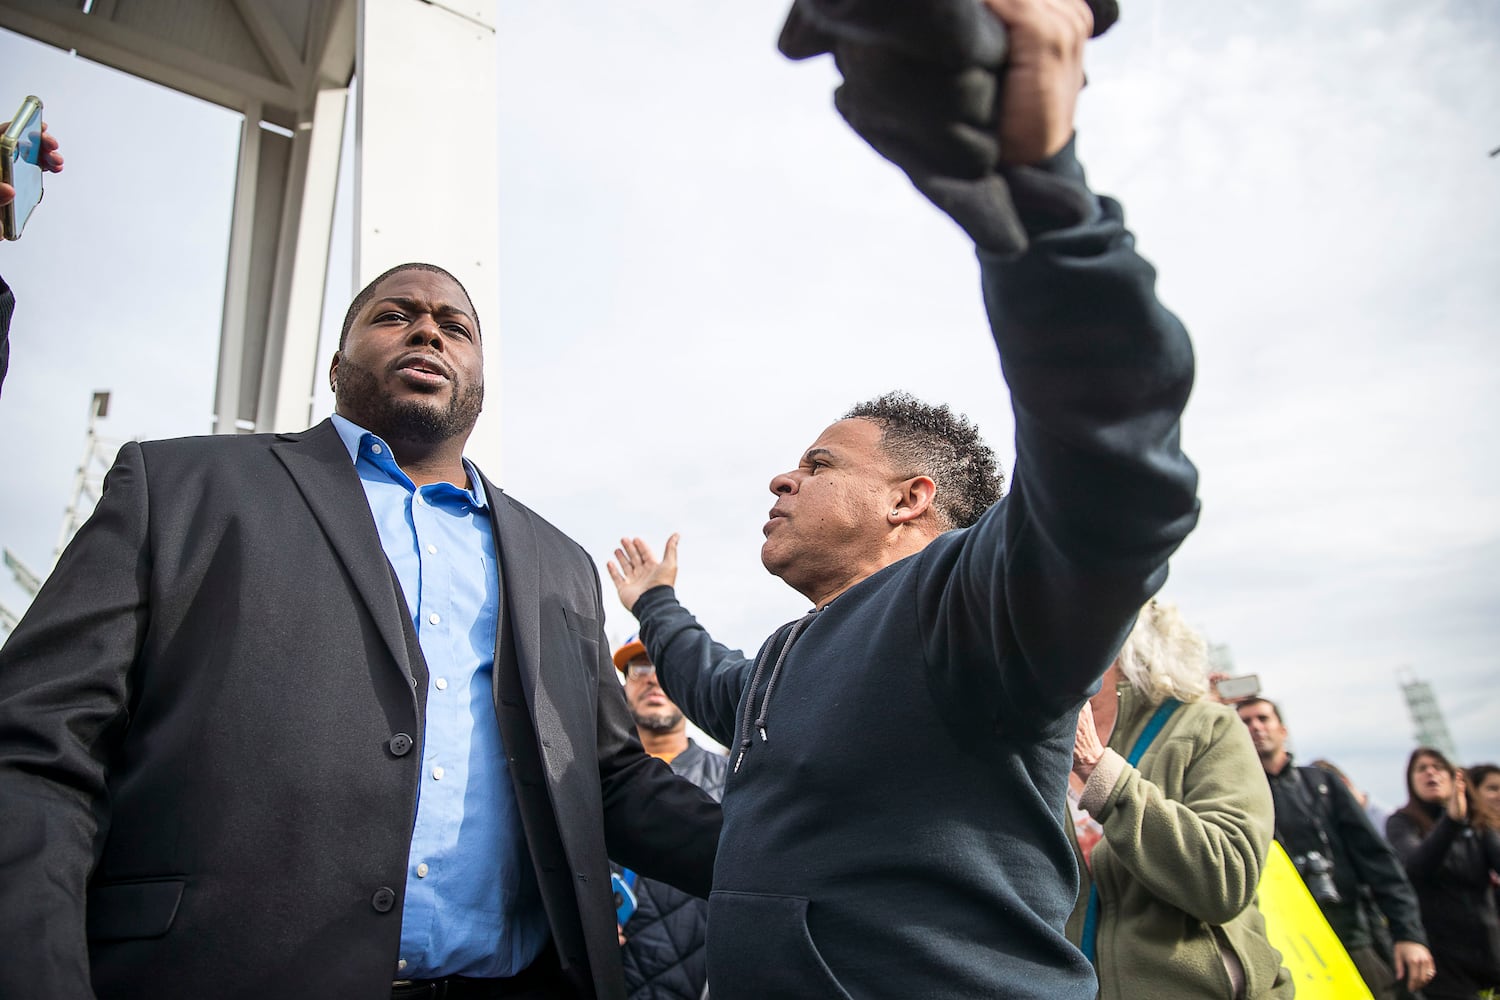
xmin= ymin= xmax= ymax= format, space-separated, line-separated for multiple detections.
xmin=779 ymin=0 xmax=1117 ymax=62
xmin=778 ymin=0 xmax=1117 ymax=255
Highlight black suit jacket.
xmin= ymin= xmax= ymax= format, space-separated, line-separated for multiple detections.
xmin=0 ymin=419 xmax=720 ymax=1000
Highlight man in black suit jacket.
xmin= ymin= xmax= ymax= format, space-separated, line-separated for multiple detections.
xmin=0 ymin=263 xmax=720 ymax=1000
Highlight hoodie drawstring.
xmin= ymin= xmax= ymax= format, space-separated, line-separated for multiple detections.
xmin=733 ymin=608 xmax=820 ymax=773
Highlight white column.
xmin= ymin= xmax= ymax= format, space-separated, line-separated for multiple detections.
xmin=264 ymin=86 xmax=350 ymax=432
xmin=355 ymin=0 xmax=501 ymax=465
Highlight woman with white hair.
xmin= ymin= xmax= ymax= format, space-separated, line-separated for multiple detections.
xmin=1065 ymin=600 xmax=1292 ymax=999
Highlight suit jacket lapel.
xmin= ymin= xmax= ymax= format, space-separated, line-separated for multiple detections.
xmin=485 ymin=474 xmax=543 ymax=706
xmin=270 ymin=419 xmax=416 ymax=682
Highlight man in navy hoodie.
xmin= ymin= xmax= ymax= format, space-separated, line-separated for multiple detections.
xmin=607 ymin=0 xmax=1201 ymax=996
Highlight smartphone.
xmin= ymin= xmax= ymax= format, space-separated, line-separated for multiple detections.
xmin=1 ymin=96 xmax=45 ymax=241
xmin=611 ymin=870 xmax=638 ymax=925
xmin=1214 ymin=673 xmax=1261 ymax=702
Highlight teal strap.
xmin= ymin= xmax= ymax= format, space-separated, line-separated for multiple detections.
xmin=1081 ymin=698 xmax=1181 ymax=963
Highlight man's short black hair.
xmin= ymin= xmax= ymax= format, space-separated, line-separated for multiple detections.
xmin=843 ymin=391 xmax=1003 ymax=531
xmin=1237 ymin=696 xmax=1283 ymax=723
xmin=338 ymin=262 xmax=478 ymax=350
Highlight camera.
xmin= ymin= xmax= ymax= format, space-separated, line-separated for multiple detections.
xmin=1293 ymin=850 xmax=1342 ymax=906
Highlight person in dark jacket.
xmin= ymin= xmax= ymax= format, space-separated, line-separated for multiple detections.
xmin=1239 ymin=698 xmax=1435 ymax=998
xmin=1387 ymin=748 xmax=1500 ymax=1000
xmin=602 ymin=2 xmax=1202 ymax=994
xmin=612 ymin=636 xmax=728 ymax=1000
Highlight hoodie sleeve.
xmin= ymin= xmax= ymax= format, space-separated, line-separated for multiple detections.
xmin=631 ymin=585 xmax=754 ymax=748
xmin=916 ymin=138 xmax=1201 ymax=734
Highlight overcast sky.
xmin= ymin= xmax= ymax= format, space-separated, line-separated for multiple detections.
xmin=1 ymin=0 xmax=1496 ymax=808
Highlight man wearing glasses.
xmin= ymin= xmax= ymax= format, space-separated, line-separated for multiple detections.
xmin=612 ymin=636 xmax=728 ymax=1000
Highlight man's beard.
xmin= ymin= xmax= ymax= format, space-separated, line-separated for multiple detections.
xmin=632 ymin=706 xmax=683 ymax=734
xmin=336 ymin=355 xmax=483 ymax=445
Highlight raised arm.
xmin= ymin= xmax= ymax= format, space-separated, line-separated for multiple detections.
xmin=798 ymin=0 xmax=1197 ymax=724
xmin=967 ymin=142 xmax=1200 ymax=717
xmin=609 ymin=536 xmax=753 ymax=747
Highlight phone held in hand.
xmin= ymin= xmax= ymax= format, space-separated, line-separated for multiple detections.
xmin=612 ymin=870 xmax=638 ymax=926
xmin=1214 ymin=673 xmax=1261 ymax=702
xmin=1 ymin=95 xmax=45 ymax=241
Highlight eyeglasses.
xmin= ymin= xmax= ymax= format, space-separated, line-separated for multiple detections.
xmin=626 ymin=663 xmax=656 ymax=679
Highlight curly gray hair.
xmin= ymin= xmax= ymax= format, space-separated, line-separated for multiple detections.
xmin=842 ymin=391 xmax=1003 ymax=531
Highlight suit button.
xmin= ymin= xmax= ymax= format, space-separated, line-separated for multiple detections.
xmin=389 ymin=733 xmax=413 ymax=756
xmin=371 ymin=887 xmax=397 ymax=913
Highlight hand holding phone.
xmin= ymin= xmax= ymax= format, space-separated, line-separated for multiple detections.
xmin=1213 ymin=674 xmax=1261 ymax=702
xmin=611 ymin=870 xmax=638 ymax=926
xmin=2 ymin=96 xmax=48 ymax=240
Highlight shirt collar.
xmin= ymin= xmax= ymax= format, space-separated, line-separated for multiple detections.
xmin=329 ymin=413 xmax=489 ymax=510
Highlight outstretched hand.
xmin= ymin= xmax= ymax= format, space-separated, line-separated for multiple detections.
xmin=607 ymin=534 xmax=680 ymax=613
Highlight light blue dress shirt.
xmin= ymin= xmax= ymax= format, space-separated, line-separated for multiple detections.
xmin=332 ymin=415 xmax=547 ymax=979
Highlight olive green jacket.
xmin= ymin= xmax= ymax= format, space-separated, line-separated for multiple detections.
xmin=1066 ymin=689 xmax=1294 ymax=999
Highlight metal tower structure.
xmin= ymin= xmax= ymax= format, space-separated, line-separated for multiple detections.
xmin=1397 ymin=668 xmax=1457 ymax=760
xmin=56 ymin=390 xmax=117 ymax=557
xmin=1 ymin=390 xmax=118 ymax=639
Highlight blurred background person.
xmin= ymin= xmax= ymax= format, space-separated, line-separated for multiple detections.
xmin=1386 ymin=749 xmax=1500 ymax=1000
xmin=612 ymin=635 xmax=727 ymax=1000
xmin=1468 ymin=763 xmax=1500 ymax=819
xmin=1239 ymin=697 xmax=1434 ymax=998
xmin=1067 ymin=600 xmax=1292 ymax=999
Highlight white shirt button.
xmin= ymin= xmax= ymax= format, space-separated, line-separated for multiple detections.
xmin=435 ymin=677 xmax=448 ymax=691
xmin=416 ymin=862 xmax=429 ymax=878
xmin=398 ymin=959 xmax=407 ymax=971
xmin=426 ymin=543 xmax=437 ymax=554
xmin=371 ymin=443 xmax=383 ymax=455
xmin=432 ymin=766 xmax=445 ymax=780
xmin=428 ymin=612 xmax=441 ymax=625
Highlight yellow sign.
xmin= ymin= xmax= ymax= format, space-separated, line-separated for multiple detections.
xmin=1259 ymin=842 xmax=1374 ymax=999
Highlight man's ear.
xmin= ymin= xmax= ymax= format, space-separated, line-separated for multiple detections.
xmin=888 ymin=476 xmax=937 ymax=525
xmin=329 ymin=352 xmax=341 ymax=394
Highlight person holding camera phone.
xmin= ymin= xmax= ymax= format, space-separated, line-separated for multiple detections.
xmin=1238 ymin=698 xmax=1435 ymax=998
xmin=1386 ymin=748 xmax=1500 ymax=1000
xmin=0 ymin=116 xmax=63 ymax=397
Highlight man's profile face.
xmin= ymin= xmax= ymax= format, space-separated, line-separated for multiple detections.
xmin=623 ymin=655 xmax=683 ymax=733
xmin=331 ymin=269 xmax=483 ymax=447
xmin=760 ymin=418 xmax=902 ymax=597
xmin=1237 ymin=702 xmax=1287 ymax=759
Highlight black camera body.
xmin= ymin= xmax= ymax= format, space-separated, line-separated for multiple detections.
xmin=1293 ymin=849 xmax=1343 ymax=906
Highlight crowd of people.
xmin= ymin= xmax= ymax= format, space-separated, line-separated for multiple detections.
xmin=1 ymin=0 xmax=1494 ymax=998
